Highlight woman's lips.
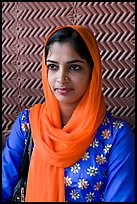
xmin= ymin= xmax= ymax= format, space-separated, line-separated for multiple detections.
xmin=55 ymin=88 xmax=73 ymax=95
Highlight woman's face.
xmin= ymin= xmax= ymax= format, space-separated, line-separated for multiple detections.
xmin=46 ymin=42 xmax=91 ymax=106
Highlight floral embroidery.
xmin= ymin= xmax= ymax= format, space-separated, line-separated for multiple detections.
xmin=102 ymin=117 xmax=110 ymax=125
xmin=21 ymin=122 xmax=29 ymax=132
xmin=70 ymin=163 xmax=81 ymax=173
xmin=81 ymin=152 xmax=90 ymax=161
xmin=90 ymin=139 xmax=99 ymax=148
xmin=85 ymin=192 xmax=95 ymax=202
xmin=96 ymin=154 xmax=106 ymax=165
xmin=77 ymin=179 xmax=89 ymax=190
xmin=21 ymin=114 xmax=25 ymax=120
xmin=113 ymin=120 xmax=124 ymax=129
xmin=87 ymin=166 xmax=98 ymax=176
xmin=70 ymin=189 xmax=80 ymax=200
xmin=24 ymin=139 xmax=27 ymax=145
xmin=103 ymin=144 xmax=112 ymax=153
xmin=19 ymin=110 xmax=123 ymax=202
xmin=94 ymin=181 xmax=103 ymax=191
xmin=100 ymin=193 xmax=104 ymax=201
xmin=102 ymin=129 xmax=110 ymax=139
xmin=65 ymin=176 xmax=72 ymax=187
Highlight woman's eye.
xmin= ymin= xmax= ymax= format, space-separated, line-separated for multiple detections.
xmin=47 ymin=64 xmax=58 ymax=70
xmin=70 ymin=65 xmax=80 ymax=71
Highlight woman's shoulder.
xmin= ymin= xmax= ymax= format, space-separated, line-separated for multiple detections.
xmin=18 ymin=109 xmax=30 ymax=120
xmin=100 ymin=111 xmax=133 ymax=131
xmin=19 ymin=109 xmax=30 ymax=128
xmin=99 ymin=111 xmax=134 ymax=146
xmin=14 ymin=109 xmax=31 ymax=138
xmin=4 ymin=109 xmax=31 ymax=144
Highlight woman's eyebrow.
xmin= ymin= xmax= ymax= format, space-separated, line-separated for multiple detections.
xmin=46 ymin=60 xmax=58 ymax=64
xmin=67 ymin=60 xmax=85 ymax=64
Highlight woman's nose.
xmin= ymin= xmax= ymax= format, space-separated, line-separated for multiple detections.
xmin=56 ymin=69 xmax=69 ymax=84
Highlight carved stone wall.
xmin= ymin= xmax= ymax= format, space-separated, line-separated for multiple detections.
xmin=2 ymin=2 xmax=135 ymax=141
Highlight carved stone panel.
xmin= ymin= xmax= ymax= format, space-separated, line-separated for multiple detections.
xmin=2 ymin=2 xmax=135 ymax=140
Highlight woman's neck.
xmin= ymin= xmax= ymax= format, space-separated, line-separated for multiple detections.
xmin=59 ymin=102 xmax=79 ymax=127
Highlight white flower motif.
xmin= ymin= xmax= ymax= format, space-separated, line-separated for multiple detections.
xmin=102 ymin=117 xmax=110 ymax=125
xmin=100 ymin=192 xmax=104 ymax=201
xmin=90 ymin=139 xmax=99 ymax=148
xmin=78 ymin=179 xmax=89 ymax=190
xmin=70 ymin=163 xmax=81 ymax=174
xmin=24 ymin=139 xmax=27 ymax=145
xmin=64 ymin=176 xmax=72 ymax=187
xmin=81 ymin=152 xmax=90 ymax=161
xmin=70 ymin=189 xmax=80 ymax=200
xmin=85 ymin=192 xmax=95 ymax=202
xmin=87 ymin=166 xmax=98 ymax=176
xmin=21 ymin=114 xmax=25 ymax=120
xmin=21 ymin=122 xmax=29 ymax=132
xmin=103 ymin=144 xmax=112 ymax=154
xmin=96 ymin=154 xmax=106 ymax=165
xmin=102 ymin=129 xmax=110 ymax=139
xmin=94 ymin=181 xmax=103 ymax=191
xmin=113 ymin=120 xmax=124 ymax=129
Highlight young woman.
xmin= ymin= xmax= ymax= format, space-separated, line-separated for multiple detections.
xmin=2 ymin=25 xmax=135 ymax=202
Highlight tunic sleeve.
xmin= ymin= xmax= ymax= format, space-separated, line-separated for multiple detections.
xmin=2 ymin=109 xmax=30 ymax=202
xmin=103 ymin=121 xmax=135 ymax=202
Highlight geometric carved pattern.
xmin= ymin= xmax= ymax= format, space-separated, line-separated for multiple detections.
xmin=2 ymin=2 xmax=135 ymax=140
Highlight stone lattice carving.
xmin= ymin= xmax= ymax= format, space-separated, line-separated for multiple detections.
xmin=2 ymin=2 xmax=135 ymax=139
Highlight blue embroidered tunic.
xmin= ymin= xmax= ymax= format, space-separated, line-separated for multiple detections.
xmin=2 ymin=109 xmax=135 ymax=202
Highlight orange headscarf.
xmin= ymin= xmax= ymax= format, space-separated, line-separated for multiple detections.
xmin=25 ymin=25 xmax=106 ymax=202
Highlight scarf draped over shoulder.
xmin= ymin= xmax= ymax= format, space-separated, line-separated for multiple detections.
xmin=26 ymin=25 xmax=106 ymax=202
